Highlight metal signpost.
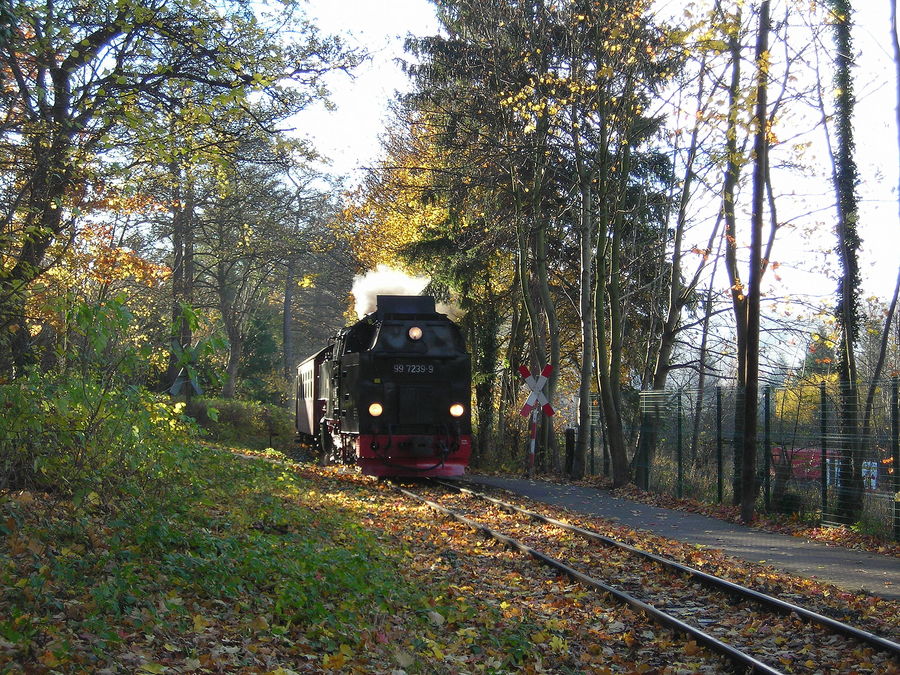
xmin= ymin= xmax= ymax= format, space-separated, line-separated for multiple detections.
xmin=518 ymin=364 xmax=555 ymax=477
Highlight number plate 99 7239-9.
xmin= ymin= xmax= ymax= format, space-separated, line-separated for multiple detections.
xmin=393 ymin=363 xmax=435 ymax=374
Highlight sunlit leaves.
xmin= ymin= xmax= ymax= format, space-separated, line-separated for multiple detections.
xmin=343 ymin=121 xmax=449 ymax=272
xmin=490 ymin=1 xmax=666 ymax=139
xmin=1 ymin=0 xmax=357 ymax=372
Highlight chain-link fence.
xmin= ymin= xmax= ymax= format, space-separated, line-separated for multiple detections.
xmin=607 ymin=381 xmax=900 ymax=540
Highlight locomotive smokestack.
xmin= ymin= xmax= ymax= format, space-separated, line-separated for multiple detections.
xmin=351 ymin=264 xmax=429 ymax=318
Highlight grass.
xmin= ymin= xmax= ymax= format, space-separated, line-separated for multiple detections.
xmin=1 ymin=444 xmax=419 ymax=671
xmin=1 ymin=442 xmax=567 ymax=673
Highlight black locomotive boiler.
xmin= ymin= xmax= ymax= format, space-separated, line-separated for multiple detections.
xmin=294 ymin=295 xmax=472 ymax=477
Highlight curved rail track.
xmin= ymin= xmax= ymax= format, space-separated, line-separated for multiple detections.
xmin=393 ymin=479 xmax=900 ymax=674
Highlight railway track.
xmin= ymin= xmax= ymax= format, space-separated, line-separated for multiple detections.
xmin=394 ymin=479 xmax=900 ymax=674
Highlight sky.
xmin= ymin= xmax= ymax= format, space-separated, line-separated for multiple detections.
xmin=296 ymin=0 xmax=900 ymax=303
xmin=296 ymin=0 xmax=439 ymax=183
xmin=851 ymin=4 xmax=899 ymax=301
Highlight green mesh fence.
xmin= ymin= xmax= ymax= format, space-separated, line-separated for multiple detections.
xmin=610 ymin=381 xmax=900 ymax=541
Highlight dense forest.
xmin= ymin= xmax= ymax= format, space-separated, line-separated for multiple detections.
xmin=3 ymin=0 xmax=900 ymax=526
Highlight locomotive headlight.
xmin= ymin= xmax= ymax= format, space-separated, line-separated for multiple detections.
xmin=408 ymin=326 xmax=423 ymax=340
xmin=368 ymin=402 xmax=384 ymax=417
xmin=449 ymin=403 xmax=465 ymax=418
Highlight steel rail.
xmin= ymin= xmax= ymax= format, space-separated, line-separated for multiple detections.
xmin=439 ymin=479 xmax=900 ymax=660
xmin=396 ymin=485 xmax=784 ymax=675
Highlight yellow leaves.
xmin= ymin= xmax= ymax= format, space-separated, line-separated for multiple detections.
xmin=548 ymin=634 xmax=569 ymax=653
xmin=691 ymin=246 xmax=711 ymax=261
xmin=531 ymin=629 xmax=569 ymax=654
xmin=757 ymin=49 xmax=772 ymax=77
xmin=531 ymin=630 xmax=550 ymax=644
xmin=7 ymin=535 xmax=46 ymax=557
xmin=682 ymin=640 xmax=701 ymax=656
xmin=394 ymin=650 xmax=415 ymax=668
xmin=38 ymin=649 xmax=63 ymax=668
xmin=345 ymin=137 xmax=447 ymax=269
xmin=10 ymin=490 xmax=35 ymax=505
xmin=99 ymin=192 xmax=168 ymax=214
xmin=249 ymin=615 xmax=269 ymax=631
xmin=297 ymin=274 xmax=316 ymax=289
xmin=322 ymin=643 xmax=353 ymax=669
xmin=192 ymin=614 xmax=213 ymax=632
xmin=543 ymin=617 xmax=566 ymax=631
xmin=455 ymin=626 xmax=478 ymax=643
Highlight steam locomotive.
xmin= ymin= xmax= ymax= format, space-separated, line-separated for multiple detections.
xmin=294 ymin=295 xmax=472 ymax=477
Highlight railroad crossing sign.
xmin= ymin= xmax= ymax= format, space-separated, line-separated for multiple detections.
xmin=518 ymin=363 xmax=554 ymax=478
xmin=518 ymin=364 xmax=555 ymax=417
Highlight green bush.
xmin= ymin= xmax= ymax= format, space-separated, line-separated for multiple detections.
xmin=0 ymin=371 xmax=198 ymax=506
xmin=186 ymin=397 xmax=295 ymax=453
xmin=0 ymin=296 xmax=201 ymax=509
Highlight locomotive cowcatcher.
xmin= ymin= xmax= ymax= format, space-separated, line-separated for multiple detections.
xmin=294 ymin=295 xmax=472 ymax=477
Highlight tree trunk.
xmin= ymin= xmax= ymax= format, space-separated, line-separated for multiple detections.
xmin=499 ymin=300 xmax=526 ymax=457
xmin=720 ymin=2 xmax=747 ymax=505
xmin=514 ymin=177 xmax=552 ymax=474
xmin=828 ymin=0 xmax=864 ymax=524
xmin=222 ymin=328 xmax=242 ymax=399
xmin=573 ymin=172 xmax=594 ymax=480
xmin=595 ymin=237 xmax=629 ymax=488
xmin=472 ymin=266 xmax=500 ymax=467
xmin=166 ymin=170 xmax=195 ymax=392
xmin=740 ymin=0 xmax=771 ymax=524
xmin=607 ymin=149 xmax=628 ymax=469
xmin=514 ymin=197 xmax=548 ymax=371
xmin=219 ymin=272 xmax=242 ymax=399
xmin=283 ymin=257 xmax=296 ymax=382
xmin=690 ymin=273 xmax=720 ymax=465
xmin=589 ymin=113 xmax=630 ymax=488
xmin=1 ymin=139 xmax=73 ymax=375
xmin=637 ymin=61 xmax=710 ymax=487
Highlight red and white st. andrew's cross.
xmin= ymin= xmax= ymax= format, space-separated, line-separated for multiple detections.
xmin=518 ymin=364 xmax=555 ymax=418
xmin=518 ymin=364 xmax=554 ymax=472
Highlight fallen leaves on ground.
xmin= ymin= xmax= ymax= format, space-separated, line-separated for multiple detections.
xmin=419 ymin=483 xmax=899 ymax=672
xmin=1 ymin=446 xmax=725 ymax=673
xmin=3 ymin=447 xmax=896 ymax=673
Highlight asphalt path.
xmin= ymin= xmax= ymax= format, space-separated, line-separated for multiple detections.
xmin=463 ymin=474 xmax=900 ymax=602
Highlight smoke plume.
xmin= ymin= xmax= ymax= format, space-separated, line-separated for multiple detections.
xmin=352 ymin=265 xmax=430 ymax=318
